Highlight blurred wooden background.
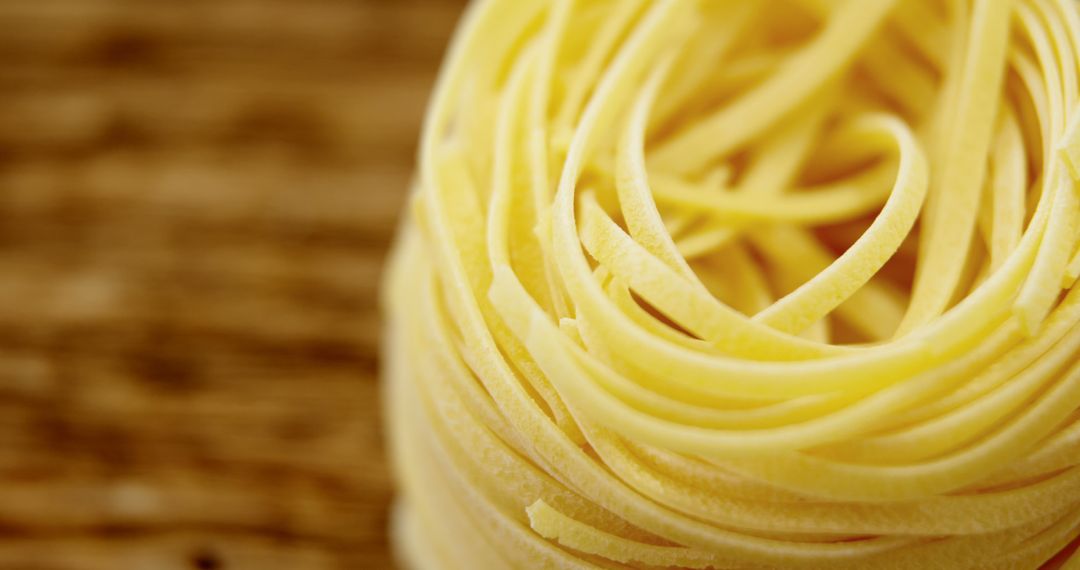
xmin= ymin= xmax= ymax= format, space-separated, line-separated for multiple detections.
xmin=0 ymin=0 xmax=464 ymax=568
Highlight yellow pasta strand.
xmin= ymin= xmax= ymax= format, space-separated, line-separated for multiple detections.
xmin=384 ymin=0 xmax=1080 ymax=568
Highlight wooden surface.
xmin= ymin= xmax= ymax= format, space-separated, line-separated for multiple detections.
xmin=0 ymin=1 xmax=464 ymax=568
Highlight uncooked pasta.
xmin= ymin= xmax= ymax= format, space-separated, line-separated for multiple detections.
xmin=383 ymin=0 xmax=1080 ymax=567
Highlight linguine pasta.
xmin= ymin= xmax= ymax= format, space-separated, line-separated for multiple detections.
xmin=383 ymin=0 xmax=1080 ymax=567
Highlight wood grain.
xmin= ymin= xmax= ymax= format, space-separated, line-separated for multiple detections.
xmin=0 ymin=0 xmax=465 ymax=568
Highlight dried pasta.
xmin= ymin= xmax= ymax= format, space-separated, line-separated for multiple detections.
xmin=383 ymin=0 xmax=1080 ymax=567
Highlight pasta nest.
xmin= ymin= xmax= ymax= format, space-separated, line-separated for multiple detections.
xmin=384 ymin=0 xmax=1080 ymax=568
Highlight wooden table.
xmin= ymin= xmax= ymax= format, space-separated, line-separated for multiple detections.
xmin=0 ymin=1 xmax=463 ymax=567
